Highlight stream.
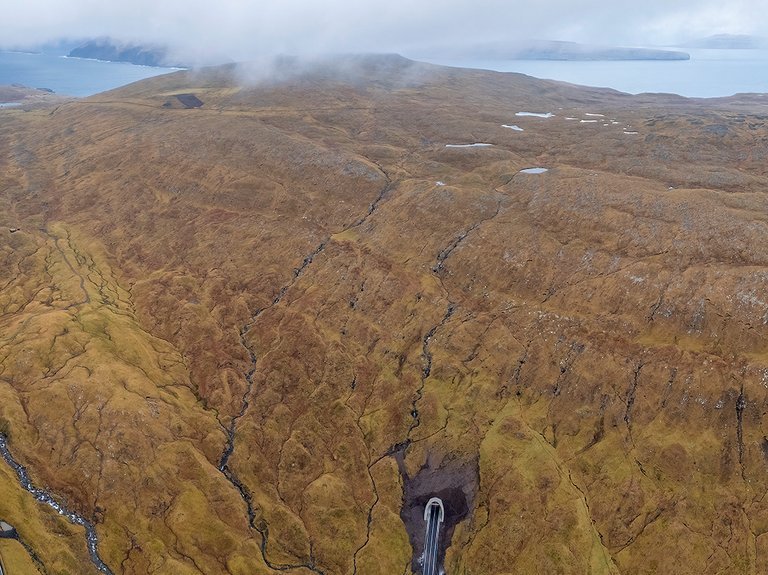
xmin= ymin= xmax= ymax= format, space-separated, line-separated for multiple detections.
xmin=0 ymin=434 xmax=113 ymax=575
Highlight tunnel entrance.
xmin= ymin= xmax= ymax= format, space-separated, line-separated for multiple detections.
xmin=422 ymin=498 xmax=445 ymax=575
xmin=392 ymin=449 xmax=478 ymax=574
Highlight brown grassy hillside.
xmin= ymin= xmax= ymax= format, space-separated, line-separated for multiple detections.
xmin=2 ymin=55 xmax=768 ymax=574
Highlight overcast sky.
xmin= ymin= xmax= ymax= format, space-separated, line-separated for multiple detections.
xmin=3 ymin=0 xmax=767 ymax=63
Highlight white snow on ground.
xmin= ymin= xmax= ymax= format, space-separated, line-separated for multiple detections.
xmin=436 ymin=181 xmax=446 ymax=186
xmin=501 ymin=124 xmax=524 ymax=131
xmin=624 ymin=131 xmax=639 ymax=134
xmin=519 ymin=167 xmax=548 ymax=174
xmin=565 ymin=117 xmax=578 ymax=120
xmin=585 ymin=113 xmax=605 ymax=117
xmin=580 ymin=119 xmax=598 ymax=123
xmin=445 ymin=143 xmax=493 ymax=148
xmin=515 ymin=112 xmax=555 ymax=118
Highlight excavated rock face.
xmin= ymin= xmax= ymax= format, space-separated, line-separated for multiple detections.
xmin=395 ymin=449 xmax=476 ymax=574
xmin=2 ymin=55 xmax=768 ymax=574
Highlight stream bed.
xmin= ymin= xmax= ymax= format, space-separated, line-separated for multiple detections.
xmin=0 ymin=434 xmax=113 ymax=574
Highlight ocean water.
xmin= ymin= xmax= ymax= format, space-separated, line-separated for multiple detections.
xmin=0 ymin=50 xmax=180 ymax=97
xmin=417 ymin=48 xmax=768 ymax=98
xmin=2 ymin=48 xmax=768 ymax=100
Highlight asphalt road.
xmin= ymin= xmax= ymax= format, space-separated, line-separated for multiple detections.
xmin=423 ymin=499 xmax=444 ymax=575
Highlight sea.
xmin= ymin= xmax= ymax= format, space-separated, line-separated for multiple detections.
xmin=0 ymin=50 xmax=180 ymax=98
xmin=416 ymin=48 xmax=768 ymax=99
xmin=2 ymin=48 xmax=768 ymax=99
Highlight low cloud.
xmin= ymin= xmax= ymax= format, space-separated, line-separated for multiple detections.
xmin=3 ymin=0 xmax=768 ymax=65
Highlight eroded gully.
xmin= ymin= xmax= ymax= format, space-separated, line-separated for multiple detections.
xmin=216 ymin=166 xmax=394 ymax=574
xmin=0 ymin=434 xmax=113 ymax=575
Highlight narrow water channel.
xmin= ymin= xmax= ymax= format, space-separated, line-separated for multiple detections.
xmin=0 ymin=434 xmax=113 ymax=575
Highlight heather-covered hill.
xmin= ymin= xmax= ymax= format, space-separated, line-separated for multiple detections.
xmin=2 ymin=55 xmax=768 ymax=574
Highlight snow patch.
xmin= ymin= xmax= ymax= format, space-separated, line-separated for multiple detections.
xmin=519 ymin=167 xmax=548 ymax=174
xmin=501 ymin=124 xmax=524 ymax=131
xmin=445 ymin=143 xmax=493 ymax=148
xmin=515 ymin=112 xmax=554 ymax=118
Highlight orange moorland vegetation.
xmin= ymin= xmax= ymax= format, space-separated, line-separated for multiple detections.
xmin=2 ymin=56 xmax=768 ymax=574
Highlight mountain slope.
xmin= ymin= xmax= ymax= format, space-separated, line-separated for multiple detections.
xmin=2 ymin=55 xmax=768 ymax=574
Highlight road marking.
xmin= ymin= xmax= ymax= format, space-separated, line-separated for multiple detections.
xmin=423 ymin=498 xmax=445 ymax=575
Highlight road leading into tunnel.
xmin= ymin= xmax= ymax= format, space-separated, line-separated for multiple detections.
xmin=423 ymin=497 xmax=445 ymax=575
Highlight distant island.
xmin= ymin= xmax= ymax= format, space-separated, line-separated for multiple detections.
xmin=417 ymin=40 xmax=690 ymax=61
xmin=68 ymin=38 xmax=183 ymax=67
xmin=680 ymin=34 xmax=768 ymax=49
